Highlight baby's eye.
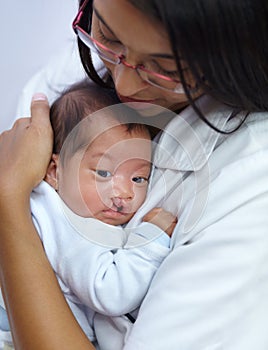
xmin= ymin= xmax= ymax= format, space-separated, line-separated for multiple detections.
xmin=95 ymin=170 xmax=112 ymax=178
xmin=132 ymin=176 xmax=148 ymax=184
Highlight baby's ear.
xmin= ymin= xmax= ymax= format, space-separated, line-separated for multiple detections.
xmin=45 ymin=154 xmax=59 ymax=190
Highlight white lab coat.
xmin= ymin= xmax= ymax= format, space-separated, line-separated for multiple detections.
xmin=16 ymin=39 xmax=268 ymax=350
xmin=122 ymin=98 xmax=268 ymax=350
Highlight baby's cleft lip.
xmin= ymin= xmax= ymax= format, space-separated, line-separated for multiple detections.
xmin=116 ymin=205 xmax=124 ymax=212
xmin=105 ymin=203 xmax=132 ymax=215
xmin=102 ymin=208 xmax=128 ymax=219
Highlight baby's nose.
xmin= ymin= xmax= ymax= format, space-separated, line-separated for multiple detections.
xmin=112 ymin=177 xmax=134 ymax=201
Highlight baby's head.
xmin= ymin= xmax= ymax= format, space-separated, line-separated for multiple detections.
xmin=46 ymin=81 xmax=152 ymax=225
xmin=49 ymin=80 xmax=120 ymax=154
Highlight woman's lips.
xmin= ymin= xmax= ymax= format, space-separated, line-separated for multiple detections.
xmin=118 ymin=94 xmax=156 ymax=110
xmin=118 ymin=94 xmax=154 ymax=104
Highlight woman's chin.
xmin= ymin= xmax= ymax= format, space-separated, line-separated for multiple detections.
xmin=126 ymin=101 xmax=168 ymax=117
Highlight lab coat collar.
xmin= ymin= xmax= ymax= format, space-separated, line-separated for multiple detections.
xmin=153 ymin=95 xmax=234 ymax=171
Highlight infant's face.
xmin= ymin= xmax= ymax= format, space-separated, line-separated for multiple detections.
xmin=57 ymin=124 xmax=151 ymax=225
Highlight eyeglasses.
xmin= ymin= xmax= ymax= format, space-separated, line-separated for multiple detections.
xmin=72 ymin=0 xmax=188 ymax=94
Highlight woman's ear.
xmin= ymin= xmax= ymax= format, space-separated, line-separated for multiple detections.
xmin=45 ymin=154 xmax=59 ymax=190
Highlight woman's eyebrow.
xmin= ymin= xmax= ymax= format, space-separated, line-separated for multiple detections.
xmin=93 ymin=5 xmax=115 ymax=35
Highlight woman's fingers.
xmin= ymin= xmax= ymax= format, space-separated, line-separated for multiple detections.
xmin=30 ymin=93 xmax=51 ymax=129
xmin=0 ymin=93 xmax=53 ymax=198
xmin=29 ymin=93 xmax=54 ymax=177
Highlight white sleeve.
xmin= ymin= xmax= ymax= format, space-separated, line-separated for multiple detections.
xmin=57 ymin=222 xmax=170 ymax=316
xmin=123 ymin=123 xmax=268 ymax=350
xmin=15 ymin=39 xmax=105 ymax=118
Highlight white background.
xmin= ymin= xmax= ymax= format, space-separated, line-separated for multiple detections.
xmin=0 ymin=0 xmax=78 ymax=132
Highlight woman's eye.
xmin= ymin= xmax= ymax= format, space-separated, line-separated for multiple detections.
xmin=132 ymin=177 xmax=148 ymax=184
xmin=96 ymin=26 xmax=122 ymax=47
xmin=147 ymin=60 xmax=180 ymax=80
xmin=95 ymin=170 xmax=112 ymax=178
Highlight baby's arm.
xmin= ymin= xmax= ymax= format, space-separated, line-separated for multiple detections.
xmin=142 ymin=207 xmax=177 ymax=237
xmin=58 ymin=223 xmax=171 ymax=316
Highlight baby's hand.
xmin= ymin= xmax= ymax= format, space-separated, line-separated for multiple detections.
xmin=142 ymin=208 xmax=177 ymax=237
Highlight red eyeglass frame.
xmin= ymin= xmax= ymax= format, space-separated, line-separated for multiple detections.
xmin=72 ymin=0 xmax=188 ymax=93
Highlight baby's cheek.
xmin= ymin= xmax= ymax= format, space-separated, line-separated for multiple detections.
xmin=134 ymin=187 xmax=148 ymax=209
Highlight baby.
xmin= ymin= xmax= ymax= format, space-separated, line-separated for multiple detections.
xmin=0 ymin=81 xmax=176 ymax=347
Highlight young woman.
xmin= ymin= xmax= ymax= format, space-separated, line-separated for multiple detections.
xmin=0 ymin=0 xmax=268 ymax=349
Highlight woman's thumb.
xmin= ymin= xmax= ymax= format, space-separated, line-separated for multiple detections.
xmin=31 ymin=93 xmax=51 ymax=128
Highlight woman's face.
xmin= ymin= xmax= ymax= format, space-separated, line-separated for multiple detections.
xmin=92 ymin=0 xmax=201 ymax=115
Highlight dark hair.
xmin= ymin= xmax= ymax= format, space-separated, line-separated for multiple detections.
xmin=77 ymin=0 xmax=268 ymax=132
xmin=50 ymin=80 xmax=120 ymax=153
xmin=50 ymin=80 xmax=151 ymax=156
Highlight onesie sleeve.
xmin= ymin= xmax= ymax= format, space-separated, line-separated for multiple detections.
xmin=57 ymin=222 xmax=170 ymax=316
xmin=31 ymin=182 xmax=171 ymax=317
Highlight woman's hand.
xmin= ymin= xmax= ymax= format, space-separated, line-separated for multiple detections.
xmin=0 ymin=94 xmax=95 ymax=349
xmin=0 ymin=94 xmax=53 ymax=199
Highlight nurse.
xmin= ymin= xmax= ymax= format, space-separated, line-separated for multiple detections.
xmin=0 ymin=0 xmax=268 ymax=349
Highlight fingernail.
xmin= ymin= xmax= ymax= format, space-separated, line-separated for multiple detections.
xmin=32 ymin=93 xmax=47 ymax=101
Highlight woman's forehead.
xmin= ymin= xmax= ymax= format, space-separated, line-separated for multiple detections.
xmin=93 ymin=0 xmax=172 ymax=56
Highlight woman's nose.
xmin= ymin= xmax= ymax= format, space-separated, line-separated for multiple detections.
xmin=112 ymin=61 xmax=148 ymax=97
